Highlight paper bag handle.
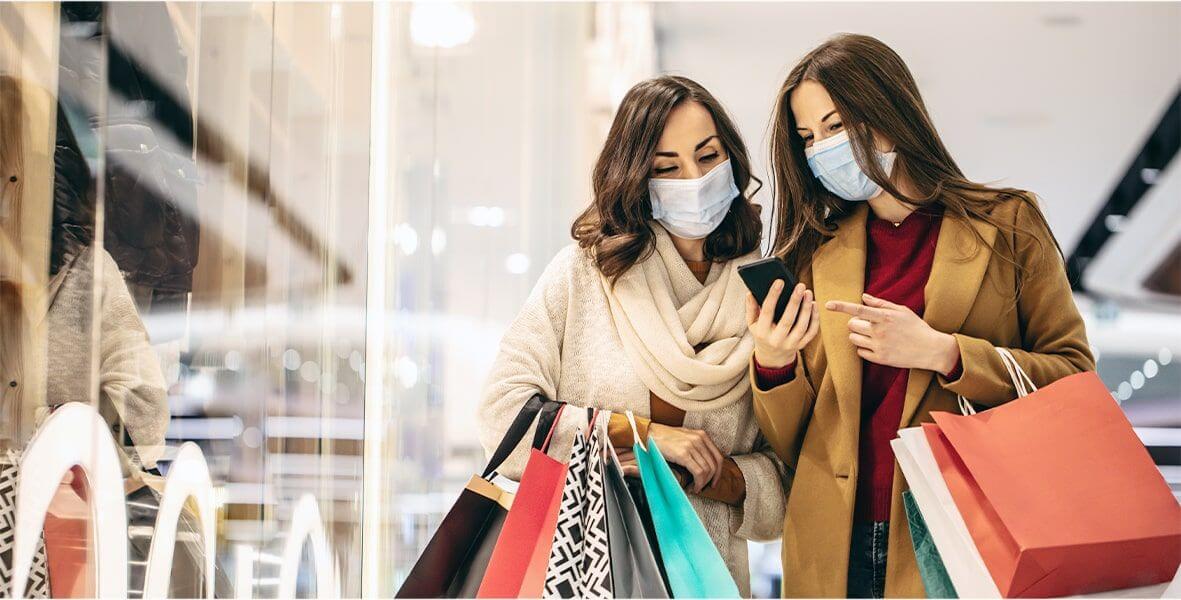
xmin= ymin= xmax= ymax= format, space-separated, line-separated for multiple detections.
xmin=624 ymin=410 xmax=644 ymax=448
xmin=957 ymin=347 xmax=1038 ymax=416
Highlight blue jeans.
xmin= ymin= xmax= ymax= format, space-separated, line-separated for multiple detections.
xmin=847 ymin=521 xmax=889 ymax=598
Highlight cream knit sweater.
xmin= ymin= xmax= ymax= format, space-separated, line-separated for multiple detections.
xmin=478 ymin=241 xmax=789 ymax=596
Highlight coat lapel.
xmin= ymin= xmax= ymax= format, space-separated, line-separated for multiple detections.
xmin=899 ymin=213 xmax=998 ymax=428
xmin=811 ymin=204 xmax=868 ymax=432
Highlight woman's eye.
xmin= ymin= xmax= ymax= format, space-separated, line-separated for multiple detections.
xmin=654 ymin=165 xmax=677 ymax=175
xmin=829 ymin=122 xmax=843 ymax=132
xmin=801 ymin=135 xmax=814 ymax=146
xmin=699 ymin=153 xmax=719 ymax=163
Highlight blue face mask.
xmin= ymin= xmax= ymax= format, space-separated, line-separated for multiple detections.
xmin=804 ymin=130 xmax=897 ymax=202
xmin=648 ymin=159 xmax=739 ymax=239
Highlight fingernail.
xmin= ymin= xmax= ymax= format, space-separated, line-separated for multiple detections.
xmin=774 ymin=280 xmax=784 ymax=289
xmin=825 ymin=301 xmax=836 ymax=309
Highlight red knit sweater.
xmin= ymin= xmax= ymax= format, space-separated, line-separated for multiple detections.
xmin=755 ymin=206 xmax=960 ymax=522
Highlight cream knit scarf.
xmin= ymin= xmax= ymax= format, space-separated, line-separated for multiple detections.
xmin=599 ymin=225 xmax=757 ymax=412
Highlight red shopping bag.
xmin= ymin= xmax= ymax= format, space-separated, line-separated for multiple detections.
xmin=925 ymin=370 xmax=1181 ymax=597
xmin=477 ymin=404 xmax=568 ymax=598
xmin=44 ymin=467 xmax=96 ymax=598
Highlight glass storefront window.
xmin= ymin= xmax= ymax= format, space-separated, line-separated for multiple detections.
xmin=2 ymin=2 xmax=375 ymax=596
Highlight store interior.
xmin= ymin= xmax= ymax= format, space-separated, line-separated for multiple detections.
xmin=0 ymin=2 xmax=1177 ymax=597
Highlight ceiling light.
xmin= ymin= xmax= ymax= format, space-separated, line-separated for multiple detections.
xmin=410 ymin=2 xmax=476 ymax=49
xmin=1143 ymin=359 xmax=1158 ymax=378
xmin=505 ymin=253 xmax=530 ymax=275
xmin=1129 ymin=370 xmax=1145 ymax=390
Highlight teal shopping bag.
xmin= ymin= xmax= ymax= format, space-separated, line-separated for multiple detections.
xmin=627 ymin=412 xmax=740 ymax=599
xmin=902 ymin=490 xmax=957 ymax=599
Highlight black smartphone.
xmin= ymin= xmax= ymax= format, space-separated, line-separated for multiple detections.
xmin=738 ymin=257 xmax=799 ymax=323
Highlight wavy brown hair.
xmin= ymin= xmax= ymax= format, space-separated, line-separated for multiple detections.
xmin=769 ymin=34 xmax=1062 ymax=286
xmin=572 ymin=76 xmax=762 ymax=283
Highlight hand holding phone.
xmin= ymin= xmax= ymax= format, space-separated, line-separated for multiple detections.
xmin=740 ymin=257 xmax=820 ymax=369
xmin=738 ymin=257 xmax=799 ymax=323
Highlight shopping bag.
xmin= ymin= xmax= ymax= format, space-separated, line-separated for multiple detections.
xmin=622 ymin=467 xmax=674 ymax=595
xmin=902 ymin=490 xmax=957 ymax=599
xmin=578 ymin=416 xmax=612 ymax=598
xmin=0 ymin=453 xmax=50 ymax=599
xmin=543 ymin=409 xmax=612 ymax=599
xmin=397 ymin=394 xmax=562 ymax=598
xmin=895 ymin=424 xmax=1175 ymax=599
xmin=926 ymin=348 xmax=1180 ymax=597
xmin=626 ymin=412 xmax=740 ymax=599
xmin=893 ymin=427 xmax=1002 ymax=598
xmin=477 ymin=403 xmax=570 ymax=598
xmin=544 ymin=410 xmax=593 ymax=598
xmin=603 ymin=439 xmax=669 ymax=599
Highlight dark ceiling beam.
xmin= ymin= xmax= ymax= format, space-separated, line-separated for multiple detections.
xmin=1067 ymin=87 xmax=1180 ymax=292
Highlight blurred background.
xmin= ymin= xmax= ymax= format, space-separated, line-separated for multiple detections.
xmin=1 ymin=2 xmax=1177 ymax=597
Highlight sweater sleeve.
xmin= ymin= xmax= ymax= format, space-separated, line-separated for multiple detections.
xmin=477 ymin=247 xmax=582 ymax=479
xmin=96 ymin=251 xmax=169 ymax=469
xmin=610 ymin=412 xmax=763 ymax=509
xmin=938 ymin=199 xmax=1095 ymax=404
xmin=728 ymin=433 xmax=790 ymax=541
xmin=608 ymin=411 xmax=648 ymax=448
xmin=754 ymin=355 xmax=796 ymax=389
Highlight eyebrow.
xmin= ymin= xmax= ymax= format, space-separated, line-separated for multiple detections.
xmin=654 ymin=135 xmax=719 ymax=157
xmin=795 ymin=110 xmax=839 ymax=132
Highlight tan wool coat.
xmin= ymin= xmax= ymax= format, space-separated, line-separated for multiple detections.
xmin=752 ymin=198 xmax=1095 ymax=598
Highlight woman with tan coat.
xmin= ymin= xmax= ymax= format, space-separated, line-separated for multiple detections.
xmin=746 ymin=35 xmax=1094 ymax=598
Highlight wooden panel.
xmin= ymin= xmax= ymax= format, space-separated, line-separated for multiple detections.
xmin=0 ymin=2 xmax=60 ymax=443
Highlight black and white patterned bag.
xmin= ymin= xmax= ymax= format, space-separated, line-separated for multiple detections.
xmin=543 ymin=409 xmax=613 ymax=599
xmin=0 ymin=451 xmax=51 ymax=599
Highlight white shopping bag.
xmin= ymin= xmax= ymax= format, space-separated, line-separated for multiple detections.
xmin=892 ymin=428 xmax=1001 ymax=597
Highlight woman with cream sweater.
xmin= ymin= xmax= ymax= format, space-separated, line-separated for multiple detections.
xmin=477 ymin=75 xmax=788 ymax=594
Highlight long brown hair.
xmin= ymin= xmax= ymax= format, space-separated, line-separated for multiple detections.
xmin=573 ymin=75 xmax=762 ymax=283
xmin=769 ymin=34 xmax=1061 ymax=283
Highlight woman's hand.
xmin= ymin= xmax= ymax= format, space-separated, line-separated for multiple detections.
xmin=827 ymin=293 xmax=960 ymax=373
xmin=746 ymin=281 xmax=820 ymax=369
xmin=640 ymin=423 xmax=725 ymax=493
xmin=615 ymin=448 xmax=691 ymax=489
xmin=615 ymin=449 xmax=639 ymax=478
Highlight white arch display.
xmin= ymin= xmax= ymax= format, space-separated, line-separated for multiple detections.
xmin=142 ymin=442 xmax=216 ymax=598
xmin=277 ymin=493 xmax=338 ymax=599
xmin=7 ymin=403 xmax=345 ymax=599
xmin=10 ymin=403 xmax=129 ymax=599
xmin=234 ymin=544 xmax=255 ymax=600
